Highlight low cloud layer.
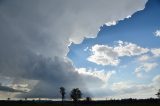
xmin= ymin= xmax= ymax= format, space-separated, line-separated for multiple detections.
xmin=107 ymin=74 xmax=160 ymax=99
xmin=76 ymin=68 xmax=116 ymax=82
xmin=0 ymin=84 xmax=24 ymax=93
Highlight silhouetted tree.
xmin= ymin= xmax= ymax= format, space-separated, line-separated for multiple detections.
xmin=60 ymin=87 xmax=66 ymax=102
xmin=156 ymin=89 xmax=160 ymax=99
xmin=7 ymin=98 xmax=10 ymax=101
xmin=86 ymin=97 xmax=92 ymax=102
xmin=70 ymin=88 xmax=82 ymax=102
xmin=39 ymin=98 xmax=41 ymax=101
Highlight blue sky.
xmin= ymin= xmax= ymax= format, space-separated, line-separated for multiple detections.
xmin=68 ymin=0 xmax=160 ymax=86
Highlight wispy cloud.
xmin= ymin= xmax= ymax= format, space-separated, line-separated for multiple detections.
xmin=154 ymin=30 xmax=160 ymax=37
xmin=110 ymin=74 xmax=160 ymax=99
xmin=137 ymin=54 xmax=151 ymax=62
xmin=76 ymin=68 xmax=115 ymax=82
xmin=84 ymin=47 xmax=89 ymax=51
xmin=134 ymin=62 xmax=158 ymax=78
xmin=151 ymin=48 xmax=160 ymax=57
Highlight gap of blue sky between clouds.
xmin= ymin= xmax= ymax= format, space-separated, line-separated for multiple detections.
xmin=68 ymin=0 xmax=160 ymax=97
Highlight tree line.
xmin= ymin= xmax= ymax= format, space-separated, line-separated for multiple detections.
xmin=60 ymin=87 xmax=82 ymax=102
xmin=60 ymin=87 xmax=160 ymax=105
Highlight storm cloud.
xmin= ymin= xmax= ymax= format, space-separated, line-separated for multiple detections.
xmin=0 ymin=0 xmax=147 ymax=98
xmin=0 ymin=83 xmax=25 ymax=93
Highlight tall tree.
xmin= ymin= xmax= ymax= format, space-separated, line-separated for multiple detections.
xmin=156 ymin=89 xmax=160 ymax=99
xmin=60 ymin=87 xmax=66 ymax=102
xmin=70 ymin=88 xmax=82 ymax=102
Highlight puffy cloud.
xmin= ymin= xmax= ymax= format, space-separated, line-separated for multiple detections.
xmin=126 ymin=15 xmax=132 ymax=19
xmin=0 ymin=0 xmax=147 ymax=98
xmin=88 ymin=41 xmax=149 ymax=66
xmin=87 ymin=45 xmax=119 ymax=66
xmin=135 ymin=62 xmax=158 ymax=78
xmin=154 ymin=30 xmax=160 ymax=37
xmin=151 ymin=48 xmax=160 ymax=57
xmin=105 ymin=21 xmax=117 ymax=26
xmin=114 ymin=41 xmax=149 ymax=57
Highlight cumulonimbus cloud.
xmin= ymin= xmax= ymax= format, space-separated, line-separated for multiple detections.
xmin=0 ymin=0 xmax=147 ymax=98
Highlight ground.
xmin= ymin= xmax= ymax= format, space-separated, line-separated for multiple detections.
xmin=0 ymin=99 xmax=160 ymax=106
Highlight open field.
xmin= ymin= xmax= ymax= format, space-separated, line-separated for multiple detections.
xmin=0 ymin=99 xmax=160 ymax=106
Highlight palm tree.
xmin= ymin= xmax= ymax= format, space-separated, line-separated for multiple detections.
xmin=70 ymin=88 xmax=82 ymax=102
xmin=60 ymin=87 xmax=66 ymax=102
xmin=156 ymin=89 xmax=160 ymax=99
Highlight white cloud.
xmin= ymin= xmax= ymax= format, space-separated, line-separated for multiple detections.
xmin=135 ymin=62 xmax=158 ymax=78
xmin=112 ymin=82 xmax=131 ymax=92
xmin=126 ymin=15 xmax=132 ymax=19
xmin=105 ymin=21 xmax=117 ymax=26
xmin=111 ymin=81 xmax=155 ymax=99
xmin=152 ymin=75 xmax=160 ymax=83
xmin=114 ymin=41 xmax=149 ymax=57
xmin=143 ymin=63 xmax=158 ymax=71
xmin=105 ymin=14 xmax=132 ymax=27
xmin=111 ymin=74 xmax=160 ymax=99
xmin=88 ymin=41 xmax=149 ymax=66
xmin=9 ymin=84 xmax=30 ymax=92
xmin=154 ymin=30 xmax=160 ymax=37
xmin=76 ymin=68 xmax=116 ymax=82
xmin=152 ymin=75 xmax=160 ymax=89
xmin=111 ymin=82 xmax=151 ymax=93
xmin=84 ymin=47 xmax=89 ymax=51
xmin=87 ymin=45 xmax=119 ymax=66
xmin=151 ymin=48 xmax=160 ymax=57
xmin=137 ymin=54 xmax=150 ymax=62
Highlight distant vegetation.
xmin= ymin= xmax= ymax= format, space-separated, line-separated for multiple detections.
xmin=1 ymin=88 xmax=160 ymax=106
xmin=60 ymin=87 xmax=66 ymax=102
xmin=0 ymin=98 xmax=160 ymax=106
xmin=70 ymin=88 xmax=82 ymax=102
xmin=156 ymin=89 xmax=160 ymax=99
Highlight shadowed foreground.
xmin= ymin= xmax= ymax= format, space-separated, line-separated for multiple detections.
xmin=0 ymin=99 xmax=160 ymax=106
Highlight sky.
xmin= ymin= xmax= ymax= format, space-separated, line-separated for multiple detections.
xmin=0 ymin=0 xmax=160 ymax=100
